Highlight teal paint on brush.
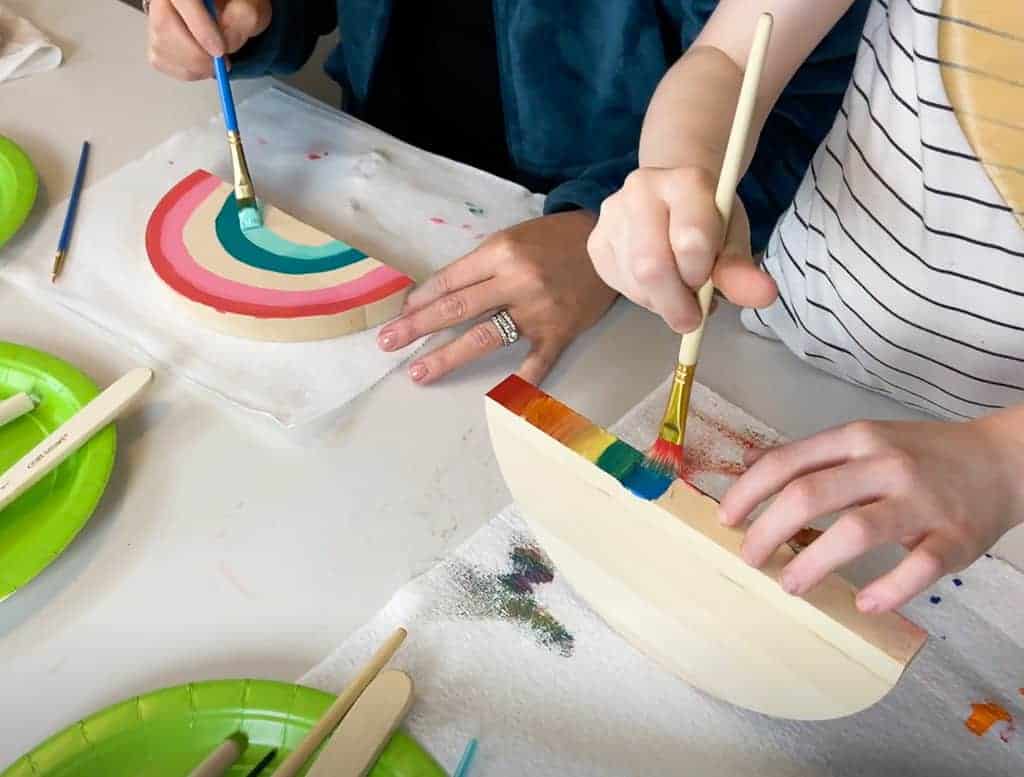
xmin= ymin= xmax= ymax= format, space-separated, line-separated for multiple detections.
xmin=214 ymin=194 xmax=367 ymax=274
xmin=238 ymin=201 xmax=264 ymax=233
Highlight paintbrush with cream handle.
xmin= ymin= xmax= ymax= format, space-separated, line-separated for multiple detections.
xmin=271 ymin=627 xmax=408 ymax=777
xmin=0 ymin=368 xmax=153 ymax=512
xmin=646 ymin=13 xmax=773 ymax=478
xmin=0 ymin=393 xmax=36 ymax=428
xmin=186 ymin=733 xmax=247 ymax=777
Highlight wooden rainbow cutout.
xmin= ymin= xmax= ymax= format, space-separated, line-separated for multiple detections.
xmin=486 ymin=376 xmax=927 ymax=720
xmin=939 ymin=1 xmax=1024 ymax=228
xmin=146 ymin=170 xmax=414 ymax=341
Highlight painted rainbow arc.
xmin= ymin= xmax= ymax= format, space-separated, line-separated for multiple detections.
xmin=487 ymin=375 xmax=675 ymax=500
xmin=145 ymin=169 xmax=414 ymax=342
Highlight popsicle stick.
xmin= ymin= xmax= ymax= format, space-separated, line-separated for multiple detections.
xmin=187 ymin=734 xmax=246 ymax=777
xmin=305 ymin=671 xmax=414 ymax=777
xmin=0 ymin=392 xmax=35 ymax=428
xmin=272 ymin=627 xmax=407 ymax=777
xmin=0 ymin=368 xmax=153 ymax=512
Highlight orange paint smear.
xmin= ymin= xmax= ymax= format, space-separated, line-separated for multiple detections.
xmin=521 ymin=395 xmax=592 ymax=444
xmin=487 ymin=374 xmax=542 ymax=416
xmin=965 ymin=702 xmax=1012 ymax=736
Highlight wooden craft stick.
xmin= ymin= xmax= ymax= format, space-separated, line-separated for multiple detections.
xmin=272 ymin=627 xmax=407 ymax=777
xmin=186 ymin=733 xmax=246 ymax=777
xmin=0 ymin=392 xmax=35 ymax=428
xmin=305 ymin=671 xmax=414 ymax=777
xmin=0 ymin=368 xmax=153 ymax=512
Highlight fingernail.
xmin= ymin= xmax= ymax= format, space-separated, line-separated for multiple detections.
xmin=857 ymin=595 xmax=879 ymax=613
xmin=410 ymin=363 xmax=428 ymax=382
xmin=780 ymin=574 xmax=801 ymax=595
xmin=378 ymin=329 xmax=397 ymax=351
xmin=717 ymin=505 xmax=731 ymax=525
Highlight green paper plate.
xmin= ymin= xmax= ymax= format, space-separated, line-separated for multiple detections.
xmin=0 ymin=136 xmax=38 ymax=248
xmin=1 ymin=679 xmax=448 ymax=777
xmin=0 ymin=342 xmax=117 ymax=601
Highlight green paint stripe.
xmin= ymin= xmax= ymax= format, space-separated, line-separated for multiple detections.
xmin=595 ymin=440 xmax=643 ymax=481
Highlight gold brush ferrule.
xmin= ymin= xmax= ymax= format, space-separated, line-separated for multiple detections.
xmin=660 ymin=363 xmax=696 ymax=446
xmin=227 ymin=130 xmax=256 ymax=203
xmin=51 ymin=249 xmax=66 ymax=282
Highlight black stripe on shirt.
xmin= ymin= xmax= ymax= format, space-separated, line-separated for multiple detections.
xmin=821 ymin=146 xmax=1024 ymax=280
xmin=798 ymin=167 xmax=1024 ymax=333
xmin=780 ymin=209 xmax=1024 ymax=364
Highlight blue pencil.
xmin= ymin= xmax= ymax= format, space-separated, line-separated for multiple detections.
xmin=51 ymin=140 xmax=90 ymax=282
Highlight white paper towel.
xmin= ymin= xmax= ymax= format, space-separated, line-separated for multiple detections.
xmin=0 ymin=5 xmax=61 ymax=83
xmin=302 ymin=378 xmax=1024 ymax=776
xmin=1 ymin=86 xmax=544 ymax=426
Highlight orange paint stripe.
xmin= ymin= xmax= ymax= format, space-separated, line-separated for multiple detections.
xmin=965 ymin=702 xmax=1012 ymax=736
xmin=521 ymin=395 xmax=593 ymax=444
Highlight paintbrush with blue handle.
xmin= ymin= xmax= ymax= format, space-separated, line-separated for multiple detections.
xmin=202 ymin=0 xmax=262 ymax=231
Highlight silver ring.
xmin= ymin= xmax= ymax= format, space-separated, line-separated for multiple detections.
xmin=141 ymin=0 xmax=152 ymax=14
xmin=491 ymin=309 xmax=520 ymax=347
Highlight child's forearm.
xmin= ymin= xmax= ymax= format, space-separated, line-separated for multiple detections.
xmin=638 ymin=45 xmax=766 ymax=177
xmin=639 ymin=1 xmax=857 ymax=180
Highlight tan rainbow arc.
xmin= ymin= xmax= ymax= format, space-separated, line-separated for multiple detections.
xmin=939 ymin=1 xmax=1024 ymax=227
xmin=145 ymin=169 xmax=414 ymax=342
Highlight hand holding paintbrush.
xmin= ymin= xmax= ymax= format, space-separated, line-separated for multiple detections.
xmin=588 ymin=14 xmax=775 ymax=477
xmin=647 ymin=15 xmax=772 ymax=476
xmin=200 ymin=0 xmax=263 ymax=232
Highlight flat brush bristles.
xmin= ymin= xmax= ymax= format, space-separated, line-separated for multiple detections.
xmin=645 ymin=363 xmax=695 ymax=478
xmin=645 ymin=437 xmax=684 ymax=479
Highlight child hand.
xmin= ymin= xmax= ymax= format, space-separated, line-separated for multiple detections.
xmin=147 ymin=0 xmax=271 ymax=80
xmin=377 ymin=211 xmax=618 ymax=385
xmin=720 ymin=409 xmax=1024 ymax=612
xmin=587 ymin=166 xmax=777 ymax=334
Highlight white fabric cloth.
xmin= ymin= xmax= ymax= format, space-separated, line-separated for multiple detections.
xmin=303 ymin=377 xmax=1024 ymax=776
xmin=0 ymin=6 xmax=61 ymax=83
xmin=1 ymin=86 xmax=544 ymax=426
xmin=744 ymin=0 xmax=1024 ymax=421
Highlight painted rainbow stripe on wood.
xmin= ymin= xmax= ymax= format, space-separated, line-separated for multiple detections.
xmin=488 ymin=375 xmax=674 ymax=500
xmin=145 ymin=169 xmax=413 ymax=339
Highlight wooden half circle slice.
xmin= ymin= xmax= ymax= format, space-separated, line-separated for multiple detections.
xmin=145 ymin=170 xmax=414 ymax=342
xmin=939 ymin=1 xmax=1024 ymax=227
xmin=486 ymin=375 xmax=927 ymax=721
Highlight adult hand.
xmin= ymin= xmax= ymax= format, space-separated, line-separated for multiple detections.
xmin=377 ymin=211 xmax=617 ymax=385
xmin=587 ymin=166 xmax=777 ymax=334
xmin=147 ymin=0 xmax=271 ymax=80
xmin=720 ymin=409 xmax=1024 ymax=613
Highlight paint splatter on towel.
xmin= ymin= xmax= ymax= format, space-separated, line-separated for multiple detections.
xmin=439 ymin=538 xmax=574 ymax=657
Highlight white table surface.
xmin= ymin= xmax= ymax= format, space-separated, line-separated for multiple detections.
xmin=2 ymin=0 xmax=1022 ymax=763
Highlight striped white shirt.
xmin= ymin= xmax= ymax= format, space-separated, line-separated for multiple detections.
xmin=743 ymin=0 xmax=1024 ymax=420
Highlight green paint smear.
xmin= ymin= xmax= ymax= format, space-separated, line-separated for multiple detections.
xmin=447 ymin=542 xmax=575 ymax=658
xmin=595 ymin=439 xmax=644 ymax=480
xmin=215 ymin=193 xmax=368 ymax=275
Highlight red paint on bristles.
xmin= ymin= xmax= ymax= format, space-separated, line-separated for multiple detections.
xmin=645 ymin=437 xmax=684 ymax=479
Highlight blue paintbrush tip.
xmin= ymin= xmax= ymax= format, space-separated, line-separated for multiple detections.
xmin=238 ymin=201 xmax=263 ymax=232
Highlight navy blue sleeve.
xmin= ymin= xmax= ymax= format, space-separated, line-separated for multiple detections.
xmin=229 ymin=0 xmax=337 ymax=78
xmin=543 ymin=152 xmax=638 ymax=216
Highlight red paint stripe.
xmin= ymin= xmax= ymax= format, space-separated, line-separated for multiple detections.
xmin=487 ymin=374 xmax=543 ymax=415
xmin=145 ymin=170 xmax=414 ymax=319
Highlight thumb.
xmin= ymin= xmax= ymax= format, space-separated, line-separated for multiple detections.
xmin=219 ymin=0 xmax=272 ymax=53
xmin=711 ymin=198 xmax=778 ymax=309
